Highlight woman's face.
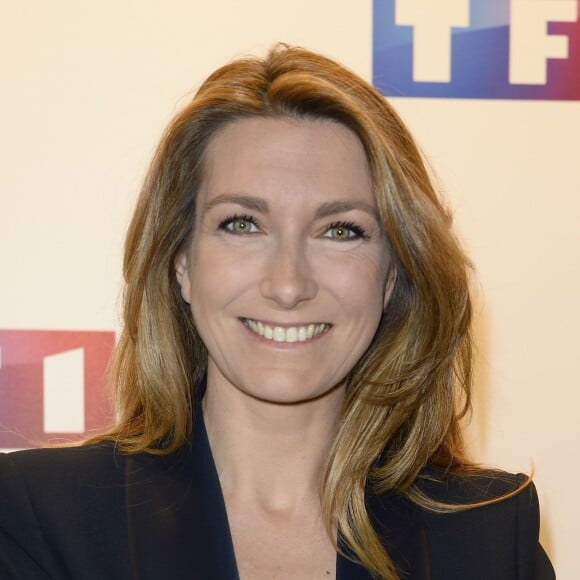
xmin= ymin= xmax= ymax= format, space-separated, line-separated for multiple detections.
xmin=176 ymin=116 xmax=393 ymax=404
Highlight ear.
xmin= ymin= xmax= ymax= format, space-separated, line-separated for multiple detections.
xmin=383 ymin=265 xmax=397 ymax=310
xmin=174 ymin=251 xmax=192 ymax=304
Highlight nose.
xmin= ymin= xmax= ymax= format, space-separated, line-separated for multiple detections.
xmin=259 ymin=240 xmax=318 ymax=309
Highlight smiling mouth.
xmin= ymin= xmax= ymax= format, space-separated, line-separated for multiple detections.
xmin=241 ymin=318 xmax=331 ymax=343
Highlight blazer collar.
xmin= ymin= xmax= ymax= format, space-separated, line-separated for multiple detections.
xmin=364 ymin=492 xmax=430 ymax=579
xmin=124 ymin=397 xmax=238 ymax=579
xmin=124 ymin=395 xmax=429 ymax=579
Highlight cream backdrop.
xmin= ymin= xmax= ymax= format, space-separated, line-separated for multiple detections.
xmin=1 ymin=1 xmax=578 ymax=577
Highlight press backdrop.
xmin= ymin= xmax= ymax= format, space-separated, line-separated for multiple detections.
xmin=1 ymin=1 xmax=578 ymax=577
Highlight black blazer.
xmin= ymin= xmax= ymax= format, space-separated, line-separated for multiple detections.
xmin=0 ymin=401 xmax=555 ymax=580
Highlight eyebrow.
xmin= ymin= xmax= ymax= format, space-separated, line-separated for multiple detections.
xmin=204 ymin=193 xmax=268 ymax=214
xmin=314 ymin=200 xmax=379 ymax=222
xmin=204 ymin=193 xmax=380 ymax=221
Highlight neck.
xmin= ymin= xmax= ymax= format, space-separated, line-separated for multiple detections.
xmin=202 ymin=371 xmax=344 ymax=513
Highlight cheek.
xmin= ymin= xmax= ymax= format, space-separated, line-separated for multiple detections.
xmin=188 ymin=242 xmax=258 ymax=311
xmin=323 ymin=252 xmax=389 ymax=311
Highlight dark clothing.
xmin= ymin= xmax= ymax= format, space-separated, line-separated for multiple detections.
xmin=0 ymin=401 xmax=554 ymax=579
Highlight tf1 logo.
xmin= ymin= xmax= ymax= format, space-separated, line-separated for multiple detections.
xmin=0 ymin=329 xmax=114 ymax=450
xmin=373 ymin=0 xmax=580 ymax=99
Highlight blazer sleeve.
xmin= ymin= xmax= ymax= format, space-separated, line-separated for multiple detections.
xmin=417 ymin=472 xmax=555 ymax=580
xmin=0 ymin=453 xmax=54 ymax=579
xmin=516 ymin=480 xmax=555 ymax=580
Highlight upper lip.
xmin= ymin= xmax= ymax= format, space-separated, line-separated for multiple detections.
xmin=239 ymin=317 xmax=332 ymax=328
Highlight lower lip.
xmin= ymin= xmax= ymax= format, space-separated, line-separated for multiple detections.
xmin=240 ymin=321 xmax=331 ymax=348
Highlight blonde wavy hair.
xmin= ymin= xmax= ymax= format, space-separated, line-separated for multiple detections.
xmin=99 ymin=45 xmax=481 ymax=578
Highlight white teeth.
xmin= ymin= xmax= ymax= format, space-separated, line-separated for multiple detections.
xmin=243 ymin=319 xmax=330 ymax=343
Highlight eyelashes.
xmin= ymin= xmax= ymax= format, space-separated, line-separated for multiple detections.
xmin=218 ymin=213 xmax=261 ymax=234
xmin=217 ymin=214 xmax=370 ymax=241
xmin=324 ymin=221 xmax=370 ymax=241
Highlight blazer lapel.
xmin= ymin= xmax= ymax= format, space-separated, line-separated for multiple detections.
xmin=335 ymin=492 xmax=430 ymax=579
xmin=124 ymin=399 xmax=239 ymax=580
xmin=366 ymin=492 xmax=430 ymax=580
xmin=337 ymin=549 xmax=374 ymax=579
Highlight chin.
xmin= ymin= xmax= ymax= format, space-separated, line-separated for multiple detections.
xmin=238 ymin=373 xmax=342 ymax=406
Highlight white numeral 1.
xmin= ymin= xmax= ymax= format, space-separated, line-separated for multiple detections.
xmin=43 ymin=348 xmax=85 ymax=433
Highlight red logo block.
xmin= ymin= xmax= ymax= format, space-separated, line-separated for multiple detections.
xmin=0 ymin=329 xmax=115 ymax=449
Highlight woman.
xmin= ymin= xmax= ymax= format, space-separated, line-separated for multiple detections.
xmin=0 ymin=45 xmax=554 ymax=579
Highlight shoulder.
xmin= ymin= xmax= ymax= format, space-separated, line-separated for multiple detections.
xmin=415 ymin=469 xmax=542 ymax=545
xmin=0 ymin=443 xmax=128 ymax=530
xmin=369 ymin=469 xmax=554 ymax=580
xmin=0 ymin=444 xmax=132 ymax=579
xmin=0 ymin=443 xmax=126 ymax=501
xmin=418 ymin=469 xmax=553 ymax=580
xmin=416 ymin=469 xmax=535 ymax=530
xmin=417 ymin=467 xmax=531 ymax=503
xmin=1 ymin=442 xmax=123 ymax=471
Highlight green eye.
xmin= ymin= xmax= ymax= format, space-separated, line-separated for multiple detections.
xmin=324 ymin=221 xmax=367 ymax=240
xmin=218 ymin=214 xmax=260 ymax=234
xmin=328 ymin=225 xmax=353 ymax=239
xmin=231 ymin=218 xmax=252 ymax=233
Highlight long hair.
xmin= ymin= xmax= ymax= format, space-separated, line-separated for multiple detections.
xmin=98 ymin=45 xmax=477 ymax=578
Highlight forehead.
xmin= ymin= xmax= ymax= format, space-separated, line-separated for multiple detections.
xmin=199 ymin=116 xmax=375 ymax=208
